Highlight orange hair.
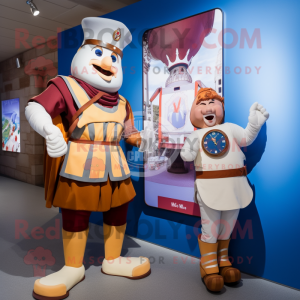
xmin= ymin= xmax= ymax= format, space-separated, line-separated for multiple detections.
xmin=190 ymin=88 xmax=225 ymax=128
xmin=196 ymin=87 xmax=224 ymax=104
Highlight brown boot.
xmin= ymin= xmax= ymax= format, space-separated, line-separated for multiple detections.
xmin=218 ymin=239 xmax=241 ymax=284
xmin=198 ymin=236 xmax=224 ymax=292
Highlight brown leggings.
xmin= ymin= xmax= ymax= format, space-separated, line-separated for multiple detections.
xmin=61 ymin=202 xmax=129 ymax=232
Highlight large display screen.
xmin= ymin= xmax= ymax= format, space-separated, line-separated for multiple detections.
xmin=143 ymin=9 xmax=223 ymax=216
xmin=1 ymin=98 xmax=21 ymax=152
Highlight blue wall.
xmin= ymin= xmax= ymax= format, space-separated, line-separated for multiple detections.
xmin=58 ymin=0 xmax=300 ymax=290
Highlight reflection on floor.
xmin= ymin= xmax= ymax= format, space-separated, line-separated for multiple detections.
xmin=0 ymin=176 xmax=299 ymax=300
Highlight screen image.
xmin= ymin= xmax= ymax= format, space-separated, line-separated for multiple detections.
xmin=143 ymin=9 xmax=223 ymax=216
xmin=2 ymin=98 xmax=21 ymax=153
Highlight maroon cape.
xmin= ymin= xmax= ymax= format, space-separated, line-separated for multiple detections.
xmin=31 ymin=76 xmax=120 ymax=126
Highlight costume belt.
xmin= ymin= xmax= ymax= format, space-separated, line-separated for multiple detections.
xmin=196 ymin=166 xmax=247 ymax=179
xmin=69 ymin=139 xmax=119 ymax=146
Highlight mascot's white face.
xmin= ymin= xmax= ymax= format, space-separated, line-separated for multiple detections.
xmin=71 ymin=44 xmax=123 ymax=93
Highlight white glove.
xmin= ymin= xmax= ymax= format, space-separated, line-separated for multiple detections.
xmin=248 ymin=102 xmax=269 ymax=127
xmin=25 ymin=102 xmax=67 ymax=158
xmin=241 ymin=102 xmax=269 ymax=146
xmin=44 ymin=124 xmax=68 ymax=158
xmin=25 ymin=102 xmax=53 ymax=138
xmin=139 ymin=127 xmax=156 ymax=152
xmin=181 ymin=131 xmax=199 ymax=162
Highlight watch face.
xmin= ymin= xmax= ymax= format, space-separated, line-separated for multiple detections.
xmin=202 ymin=129 xmax=229 ymax=157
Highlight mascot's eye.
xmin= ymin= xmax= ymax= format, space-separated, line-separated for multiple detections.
xmin=111 ymin=55 xmax=117 ymax=63
xmin=95 ymin=49 xmax=102 ymax=57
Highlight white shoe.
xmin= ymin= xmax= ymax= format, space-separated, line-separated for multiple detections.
xmin=102 ymin=256 xmax=151 ymax=279
xmin=33 ymin=265 xmax=85 ymax=299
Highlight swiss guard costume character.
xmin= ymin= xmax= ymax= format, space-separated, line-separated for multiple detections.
xmin=25 ymin=17 xmax=154 ymax=300
xmin=180 ymin=88 xmax=269 ymax=292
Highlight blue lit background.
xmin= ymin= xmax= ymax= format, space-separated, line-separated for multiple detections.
xmin=58 ymin=0 xmax=300 ymax=289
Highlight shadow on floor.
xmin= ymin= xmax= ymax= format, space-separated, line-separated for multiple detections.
xmin=0 ymin=216 xmax=143 ymax=278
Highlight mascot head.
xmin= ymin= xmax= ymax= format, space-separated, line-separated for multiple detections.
xmin=71 ymin=17 xmax=132 ymax=93
xmin=190 ymin=88 xmax=224 ymax=128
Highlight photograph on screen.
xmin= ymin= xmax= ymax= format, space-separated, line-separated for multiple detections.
xmin=2 ymin=98 xmax=21 ymax=153
xmin=143 ymin=9 xmax=223 ymax=216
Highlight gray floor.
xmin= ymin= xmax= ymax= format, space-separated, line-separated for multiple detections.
xmin=0 ymin=175 xmax=299 ymax=300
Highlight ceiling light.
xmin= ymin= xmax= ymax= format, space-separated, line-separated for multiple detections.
xmin=26 ymin=0 xmax=40 ymax=16
xmin=16 ymin=58 xmax=21 ymax=68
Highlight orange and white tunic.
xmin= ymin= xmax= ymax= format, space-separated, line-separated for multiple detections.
xmin=59 ymin=76 xmax=132 ymax=183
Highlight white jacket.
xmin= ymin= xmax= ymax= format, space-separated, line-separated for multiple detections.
xmin=180 ymin=122 xmax=261 ymax=210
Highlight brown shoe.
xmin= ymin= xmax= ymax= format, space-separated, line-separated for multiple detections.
xmin=218 ymin=239 xmax=241 ymax=284
xmin=198 ymin=236 xmax=224 ymax=292
xmin=219 ymin=266 xmax=241 ymax=284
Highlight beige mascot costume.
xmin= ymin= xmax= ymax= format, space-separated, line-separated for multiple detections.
xmin=25 ymin=17 xmax=154 ymax=300
xmin=180 ymin=88 xmax=269 ymax=292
